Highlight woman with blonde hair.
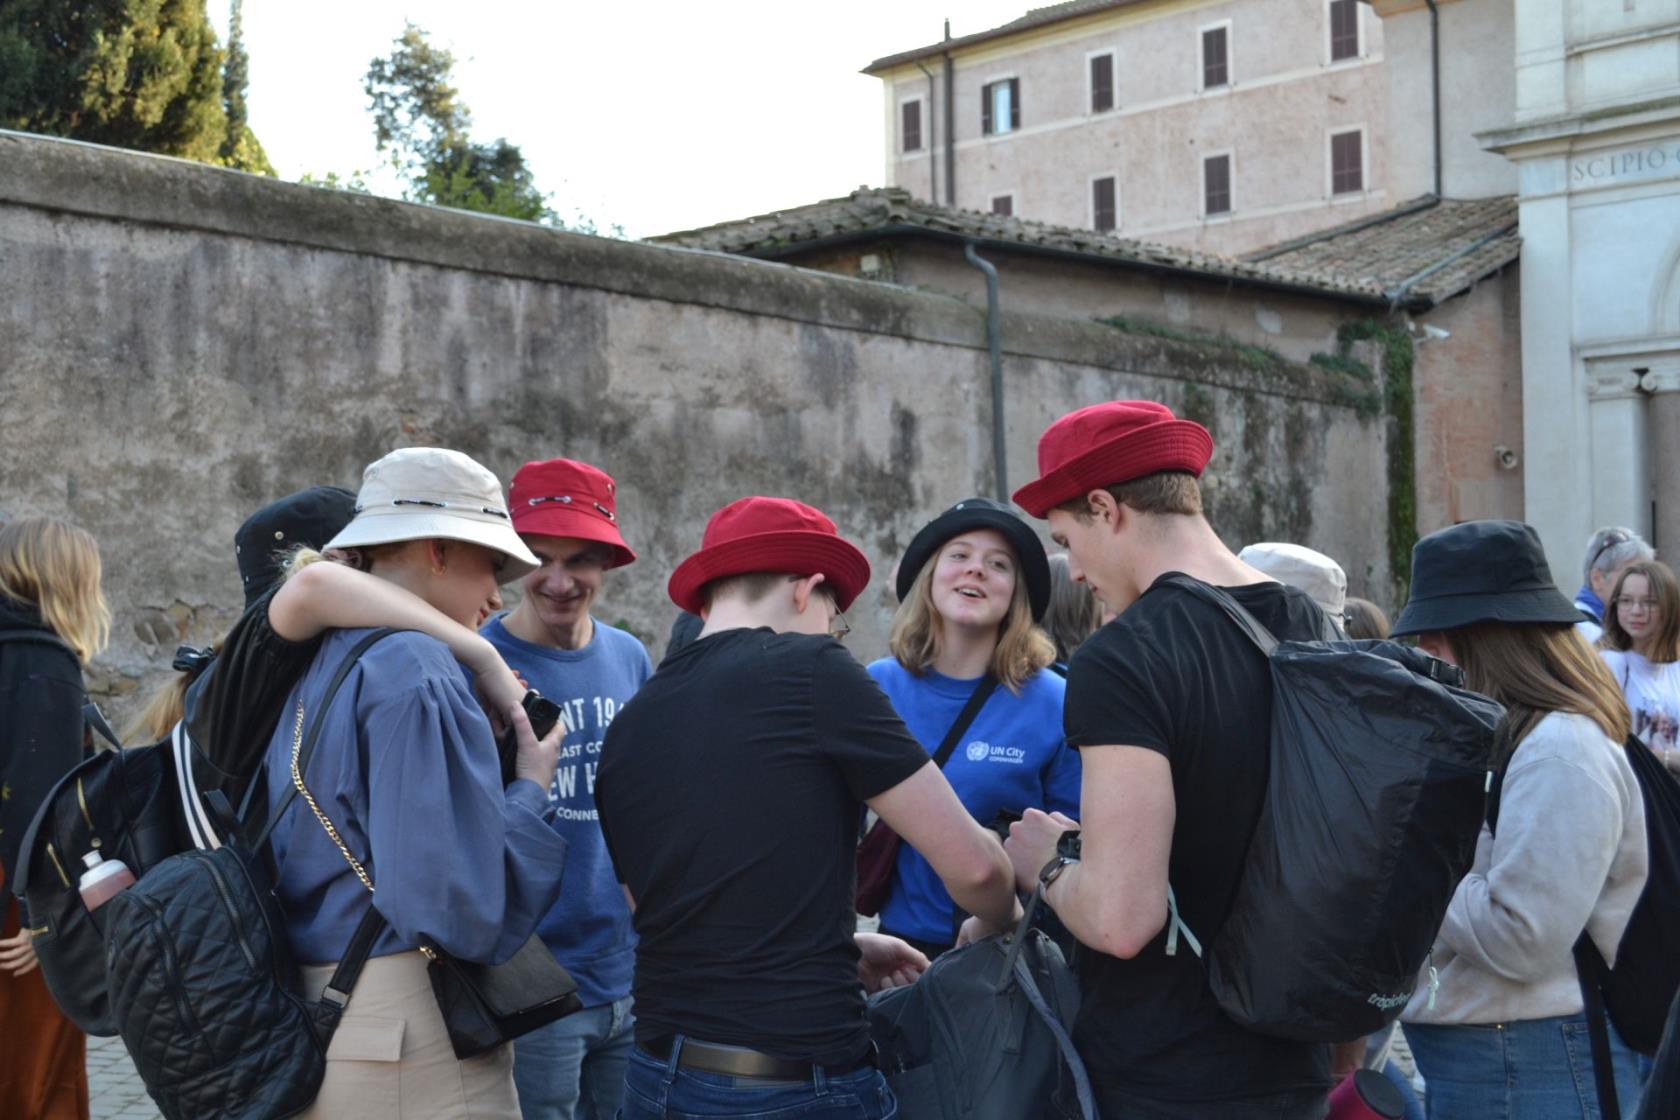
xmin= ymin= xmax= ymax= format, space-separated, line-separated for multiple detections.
xmin=866 ymin=497 xmax=1079 ymax=959
xmin=0 ymin=516 xmax=110 ymax=1120
xmin=1599 ymin=559 xmax=1680 ymax=771
xmin=1393 ymin=521 xmax=1647 ymax=1118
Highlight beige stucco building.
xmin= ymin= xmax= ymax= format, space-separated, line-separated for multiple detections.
xmin=865 ymin=0 xmax=1396 ymax=254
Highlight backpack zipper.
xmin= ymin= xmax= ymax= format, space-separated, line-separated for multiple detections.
xmin=127 ymin=892 xmax=208 ymax=1041
xmin=45 ymin=842 xmax=70 ymax=886
xmin=76 ymin=777 xmax=103 ymax=850
xmin=188 ymin=852 xmax=259 ymax=971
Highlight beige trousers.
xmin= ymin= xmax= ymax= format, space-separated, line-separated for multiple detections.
xmin=296 ymin=950 xmax=519 ymax=1120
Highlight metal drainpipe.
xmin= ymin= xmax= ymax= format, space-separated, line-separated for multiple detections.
xmin=964 ymin=242 xmax=1008 ymax=500
xmin=915 ymin=60 xmax=938 ymax=201
xmin=1424 ymin=0 xmax=1442 ymax=196
xmin=943 ymin=20 xmax=956 ymax=207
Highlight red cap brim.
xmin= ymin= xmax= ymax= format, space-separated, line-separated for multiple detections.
xmin=667 ymin=530 xmax=871 ymax=615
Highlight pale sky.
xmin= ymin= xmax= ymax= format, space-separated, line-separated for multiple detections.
xmin=221 ymin=2 xmax=1029 ymax=239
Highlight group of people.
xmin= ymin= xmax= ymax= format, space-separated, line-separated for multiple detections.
xmin=0 ymin=396 xmax=1676 ymax=1120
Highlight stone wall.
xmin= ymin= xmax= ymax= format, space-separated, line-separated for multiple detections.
xmin=0 ymin=130 xmax=1391 ymax=722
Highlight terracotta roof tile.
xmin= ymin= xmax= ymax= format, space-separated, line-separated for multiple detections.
xmin=652 ymin=188 xmax=1516 ymax=308
xmin=863 ymin=2 xmax=1145 ymax=74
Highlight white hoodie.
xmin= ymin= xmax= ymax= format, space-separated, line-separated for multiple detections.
xmin=1402 ymin=711 xmax=1647 ymax=1026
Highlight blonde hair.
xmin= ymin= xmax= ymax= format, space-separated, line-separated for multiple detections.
xmin=1443 ymin=621 xmax=1630 ymax=751
xmin=0 ymin=517 xmax=110 ymax=663
xmin=888 ymin=547 xmax=1056 ymax=692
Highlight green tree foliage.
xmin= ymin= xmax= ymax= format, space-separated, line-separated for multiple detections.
xmin=365 ymin=23 xmax=553 ymax=223
xmin=216 ymin=0 xmax=271 ymax=173
xmin=0 ymin=0 xmax=272 ymax=173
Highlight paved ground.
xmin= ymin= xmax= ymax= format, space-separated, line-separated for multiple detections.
xmin=86 ymin=1033 xmax=160 ymax=1120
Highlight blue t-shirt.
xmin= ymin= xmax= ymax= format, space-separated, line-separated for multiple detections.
xmin=483 ymin=615 xmax=653 ymax=1007
xmin=867 ymin=659 xmax=1079 ymax=944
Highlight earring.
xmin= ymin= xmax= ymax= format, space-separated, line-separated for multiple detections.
xmin=433 ymin=563 xmax=447 ymax=576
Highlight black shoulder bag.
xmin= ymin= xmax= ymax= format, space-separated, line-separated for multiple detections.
xmin=855 ymin=673 xmax=1001 ymax=917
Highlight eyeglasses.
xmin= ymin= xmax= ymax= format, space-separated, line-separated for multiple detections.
xmin=1615 ymin=597 xmax=1661 ymax=613
xmin=823 ymin=591 xmax=852 ymax=641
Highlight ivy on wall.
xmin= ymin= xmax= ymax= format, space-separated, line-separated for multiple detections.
xmin=1333 ymin=319 xmax=1418 ymax=604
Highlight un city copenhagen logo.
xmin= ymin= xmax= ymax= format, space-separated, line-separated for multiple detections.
xmin=966 ymin=740 xmax=991 ymax=762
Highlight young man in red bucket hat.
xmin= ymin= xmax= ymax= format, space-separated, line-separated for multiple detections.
xmin=484 ymin=457 xmax=653 ymax=1120
xmin=595 ymin=496 xmax=1020 ymax=1120
xmin=1000 ymin=401 xmax=1336 ymax=1119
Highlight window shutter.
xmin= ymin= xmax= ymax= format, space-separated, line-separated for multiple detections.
xmin=1093 ymin=177 xmax=1117 ymax=231
xmin=1009 ymin=78 xmax=1021 ymax=130
xmin=1330 ymin=0 xmax=1359 ymax=61
xmin=1331 ymin=131 xmax=1363 ymax=193
xmin=1202 ymin=27 xmax=1229 ymax=88
xmin=902 ymin=101 xmax=922 ymax=152
xmin=1204 ymin=155 xmax=1232 ymax=214
xmin=1091 ymin=55 xmax=1114 ymax=113
xmin=982 ymin=82 xmax=994 ymax=135
xmin=991 ymin=195 xmax=1013 ymax=217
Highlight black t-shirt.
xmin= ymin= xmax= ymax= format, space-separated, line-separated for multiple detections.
xmin=596 ymin=627 xmax=928 ymax=1067
xmin=186 ymin=586 xmax=325 ymax=812
xmin=1062 ymin=575 xmax=1332 ymax=1104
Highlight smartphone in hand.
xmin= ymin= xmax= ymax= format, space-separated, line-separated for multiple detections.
xmin=499 ymin=690 xmax=563 ymax=787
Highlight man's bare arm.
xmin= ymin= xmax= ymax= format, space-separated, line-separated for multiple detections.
xmin=1005 ymin=745 xmax=1174 ymax=959
xmin=869 ymin=761 xmax=1019 ymax=931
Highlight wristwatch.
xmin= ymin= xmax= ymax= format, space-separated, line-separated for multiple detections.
xmin=1038 ymin=828 xmax=1082 ymax=889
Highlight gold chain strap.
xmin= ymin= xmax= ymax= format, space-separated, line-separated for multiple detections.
xmin=291 ymin=698 xmax=374 ymax=895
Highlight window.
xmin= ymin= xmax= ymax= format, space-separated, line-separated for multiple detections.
xmin=1330 ymin=129 xmax=1363 ymax=194
xmin=1201 ymin=25 xmax=1229 ymax=89
xmin=1092 ymin=176 xmax=1117 ymax=231
xmin=982 ymin=78 xmax=1021 ymax=135
xmin=1203 ymin=153 xmax=1232 ymax=215
xmin=1090 ymin=53 xmax=1115 ymax=113
xmin=1329 ymin=0 xmax=1360 ymax=62
xmin=902 ymin=99 xmax=922 ymax=152
xmin=991 ymin=194 xmax=1014 ymax=217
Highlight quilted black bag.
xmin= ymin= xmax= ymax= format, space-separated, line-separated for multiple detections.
xmin=101 ymin=631 xmax=394 ymax=1120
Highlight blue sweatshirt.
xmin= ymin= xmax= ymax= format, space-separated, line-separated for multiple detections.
xmin=866 ymin=659 xmax=1080 ymax=945
xmin=483 ymin=615 xmax=652 ymax=1008
xmin=264 ymin=629 xmax=568 ymax=964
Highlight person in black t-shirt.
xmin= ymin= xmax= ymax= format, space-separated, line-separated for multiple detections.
xmin=596 ymin=496 xmax=1019 ymax=1120
xmin=1002 ymin=401 xmax=1335 ymax=1120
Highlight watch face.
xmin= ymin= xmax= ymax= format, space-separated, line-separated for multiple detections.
xmin=1056 ymin=829 xmax=1082 ymax=861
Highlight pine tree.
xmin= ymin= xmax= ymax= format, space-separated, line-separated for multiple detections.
xmin=216 ymin=0 xmax=272 ymax=173
xmin=365 ymin=24 xmax=553 ymax=223
xmin=0 ymin=0 xmax=270 ymax=173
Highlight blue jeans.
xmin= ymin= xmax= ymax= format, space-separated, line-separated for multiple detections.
xmin=1406 ymin=1015 xmax=1644 ymax=1119
xmin=618 ymin=1036 xmax=897 ymax=1119
xmin=514 ymin=996 xmax=635 ymax=1120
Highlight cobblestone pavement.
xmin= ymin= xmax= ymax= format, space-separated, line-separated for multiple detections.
xmin=87 ymin=1033 xmax=161 ymax=1120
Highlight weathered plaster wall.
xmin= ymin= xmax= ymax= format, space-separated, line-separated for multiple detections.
xmin=0 ymin=131 xmax=1390 ymax=721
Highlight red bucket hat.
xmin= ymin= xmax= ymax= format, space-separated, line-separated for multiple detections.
xmin=509 ymin=458 xmax=636 ymax=569
xmin=667 ymin=497 xmax=872 ymax=615
xmin=1012 ymin=401 xmax=1214 ymax=518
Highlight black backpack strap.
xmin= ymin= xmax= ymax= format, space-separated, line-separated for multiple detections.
xmin=1574 ymin=935 xmax=1623 ymax=1120
xmin=251 ymin=628 xmax=402 ymax=853
xmin=931 ymin=674 xmax=1001 ymax=769
xmin=1155 ymin=573 xmax=1281 ymax=657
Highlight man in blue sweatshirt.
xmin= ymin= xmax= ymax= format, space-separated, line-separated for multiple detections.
xmin=484 ymin=457 xmax=653 ymax=1120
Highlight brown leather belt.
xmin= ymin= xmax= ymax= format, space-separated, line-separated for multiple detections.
xmin=641 ymin=1036 xmax=866 ymax=1081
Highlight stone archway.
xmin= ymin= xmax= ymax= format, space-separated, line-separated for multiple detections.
xmin=1654 ymin=232 xmax=1680 ymax=335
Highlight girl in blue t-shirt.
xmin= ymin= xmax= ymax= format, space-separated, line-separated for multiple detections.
xmin=867 ymin=497 xmax=1081 ymax=957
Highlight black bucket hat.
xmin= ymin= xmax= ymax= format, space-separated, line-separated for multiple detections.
xmin=1390 ymin=520 xmax=1582 ymax=637
xmin=235 ymin=485 xmax=357 ymax=608
xmin=896 ymin=497 xmax=1051 ymax=620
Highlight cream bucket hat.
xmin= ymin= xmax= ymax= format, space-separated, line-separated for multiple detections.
xmin=326 ymin=448 xmax=540 ymax=583
xmin=1237 ymin=541 xmax=1348 ymax=618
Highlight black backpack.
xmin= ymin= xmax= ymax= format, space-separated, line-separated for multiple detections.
xmin=1158 ymin=574 xmax=1504 ymax=1042
xmin=868 ymin=890 xmax=1096 ymax=1120
xmin=97 ymin=630 xmax=396 ymax=1120
xmin=1488 ymin=731 xmax=1680 ymax=1120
